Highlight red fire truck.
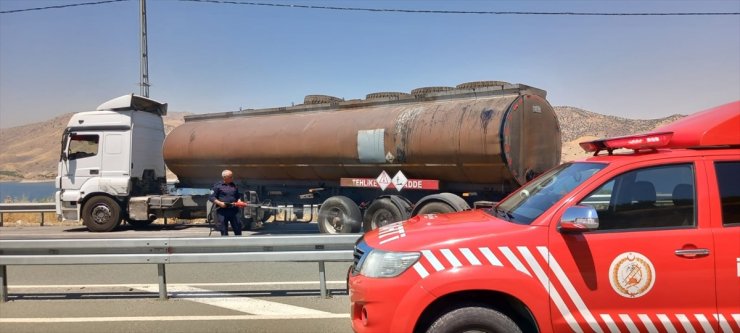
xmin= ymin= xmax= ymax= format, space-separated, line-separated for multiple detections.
xmin=348 ymin=101 xmax=740 ymax=333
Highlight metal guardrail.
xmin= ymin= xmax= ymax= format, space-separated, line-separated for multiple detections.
xmin=0 ymin=234 xmax=362 ymax=302
xmin=0 ymin=203 xmax=56 ymax=227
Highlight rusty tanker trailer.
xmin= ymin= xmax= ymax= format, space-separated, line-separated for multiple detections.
xmin=162 ymin=82 xmax=561 ymax=233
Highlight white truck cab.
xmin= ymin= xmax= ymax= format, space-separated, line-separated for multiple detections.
xmin=56 ymin=94 xmax=169 ymax=231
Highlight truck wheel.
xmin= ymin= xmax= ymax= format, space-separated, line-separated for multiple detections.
xmin=426 ymin=305 xmax=521 ymax=333
xmin=416 ymin=201 xmax=455 ymax=216
xmin=82 ymin=196 xmax=122 ymax=232
xmin=363 ymin=198 xmax=404 ymax=231
xmin=318 ymin=196 xmax=362 ymax=233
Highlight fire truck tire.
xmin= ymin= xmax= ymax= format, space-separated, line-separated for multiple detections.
xmin=426 ymin=305 xmax=521 ymax=333
xmin=363 ymin=198 xmax=404 ymax=231
xmin=318 ymin=196 xmax=362 ymax=234
xmin=416 ymin=201 xmax=455 ymax=216
xmin=82 ymin=196 xmax=123 ymax=232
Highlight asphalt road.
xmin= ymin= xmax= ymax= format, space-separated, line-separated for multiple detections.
xmin=0 ymin=222 xmax=357 ymax=333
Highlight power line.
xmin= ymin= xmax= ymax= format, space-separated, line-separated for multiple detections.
xmin=3 ymin=0 xmax=739 ymax=16
xmin=179 ymin=0 xmax=740 ymax=16
xmin=0 ymin=0 xmax=129 ymax=14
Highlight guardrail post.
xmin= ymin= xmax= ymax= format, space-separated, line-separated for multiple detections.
xmin=1 ymin=265 xmax=8 ymax=303
xmin=158 ymin=264 xmax=168 ymax=300
xmin=40 ymin=212 xmax=45 ymax=226
xmin=318 ymin=261 xmax=328 ymax=298
xmin=0 ymin=212 xmax=4 ymax=227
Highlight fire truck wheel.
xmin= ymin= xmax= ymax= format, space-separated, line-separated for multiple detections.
xmin=426 ymin=305 xmax=521 ymax=333
xmin=363 ymin=198 xmax=404 ymax=231
xmin=318 ymin=196 xmax=362 ymax=234
xmin=416 ymin=201 xmax=455 ymax=216
xmin=82 ymin=196 xmax=123 ymax=232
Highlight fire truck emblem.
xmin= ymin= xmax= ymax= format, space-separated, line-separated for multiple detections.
xmin=609 ymin=252 xmax=655 ymax=298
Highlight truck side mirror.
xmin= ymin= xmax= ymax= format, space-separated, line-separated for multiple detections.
xmin=558 ymin=205 xmax=599 ymax=233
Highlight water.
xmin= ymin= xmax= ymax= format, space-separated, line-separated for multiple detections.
xmin=0 ymin=181 xmax=55 ymax=202
xmin=0 ymin=182 xmax=210 ymax=203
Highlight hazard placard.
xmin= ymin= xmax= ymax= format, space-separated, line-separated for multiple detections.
xmin=340 ymin=171 xmax=440 ymax=191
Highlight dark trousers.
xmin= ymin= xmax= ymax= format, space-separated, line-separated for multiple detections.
xmin=216 ymin=209 xmax=242 ymax=236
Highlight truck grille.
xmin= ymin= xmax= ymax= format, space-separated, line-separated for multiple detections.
xmin=352 ymin=239 xmax=372 ymax=275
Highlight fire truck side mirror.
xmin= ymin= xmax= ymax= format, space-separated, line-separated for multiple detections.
xmin=558 ymin=205 xmax=600 ymax=233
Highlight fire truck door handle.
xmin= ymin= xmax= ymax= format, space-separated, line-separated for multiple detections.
xmin=674 ymin=248 xmax=710 ymax=258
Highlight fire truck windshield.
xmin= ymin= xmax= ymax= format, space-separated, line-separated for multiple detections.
xmin=493 ymin=162 xmax=606 ymax=224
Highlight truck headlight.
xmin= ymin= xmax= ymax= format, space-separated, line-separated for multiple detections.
xmin=359 ymin=250 xmax=420 ymax=278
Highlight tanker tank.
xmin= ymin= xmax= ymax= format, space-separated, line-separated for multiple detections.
xmin=163 ymin=82 xmax=561 ymax=190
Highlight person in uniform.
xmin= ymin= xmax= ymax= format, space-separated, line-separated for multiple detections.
xmin=209 ymin=169 xmax=244 ymax=236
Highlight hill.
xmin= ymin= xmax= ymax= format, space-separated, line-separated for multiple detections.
xmin=556 ymin=106 xmax=685 ymax=162
xmin=0 ymin=107 xmax=684 ymax=181
xmin=0 ymin=112 xmax=190 ymax=181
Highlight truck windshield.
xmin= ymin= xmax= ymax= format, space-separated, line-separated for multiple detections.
xmin=492 ymin=162 xmax=606 ymax=224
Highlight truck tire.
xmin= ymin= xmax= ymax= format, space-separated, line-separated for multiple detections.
xmin=416 ymin=201 xmax=455 ymax=216
xmin=82 ymin=196 xmax=123 ymax=232
xmin=426 ymin=305 xmax=521 ymax=333
xmin=318 ymin=196 xmax=362 ymax=234
xmin=362 ymin=197 xmax=411 ymax=231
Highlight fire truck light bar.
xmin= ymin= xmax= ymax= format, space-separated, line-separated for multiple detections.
xmin=580 ymin=132 xmax=673 ymax=154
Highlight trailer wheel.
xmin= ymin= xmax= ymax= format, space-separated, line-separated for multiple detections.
xmin=82 ymin=196 xmax=122 ymax=232
xmin=363 ymin=198 xmax=406 ymax=231
xmin=318 ymin=196 xmax=361 ymax=233
xmin=416 ymin=201 xmax=455 ymax=216
xmin=426 ymin=305 xmax=521 ymax=333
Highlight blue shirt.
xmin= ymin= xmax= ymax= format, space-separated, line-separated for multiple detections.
xmin=209 ymin=181 xmax=242 ymax=211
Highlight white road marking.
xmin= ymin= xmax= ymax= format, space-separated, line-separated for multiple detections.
xmin=3 ymin=281 xmax=349 ymax=323
xmin=0 ymin=314 xmax=349 ymax=323
xmin=134 ymin=285 xmax=333 ymax=316
xmin=8 ymin=281 xmax=346 ymax=289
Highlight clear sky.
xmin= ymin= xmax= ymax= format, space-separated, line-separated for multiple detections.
xmin=1 ymin=0 xmax=738 ymax=128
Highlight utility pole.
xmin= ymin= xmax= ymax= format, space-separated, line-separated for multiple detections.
xmin=139 ymin=0 xmax=150 ymax=97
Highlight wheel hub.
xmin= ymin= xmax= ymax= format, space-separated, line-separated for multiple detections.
xmin=329 ymin=209 xmax=344 ymax=232
xmin=91 ymin=205 xmax=112 ymax=225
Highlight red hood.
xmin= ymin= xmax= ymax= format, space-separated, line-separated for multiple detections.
xmin=362 ymin=209 xmax=541 ymax=251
